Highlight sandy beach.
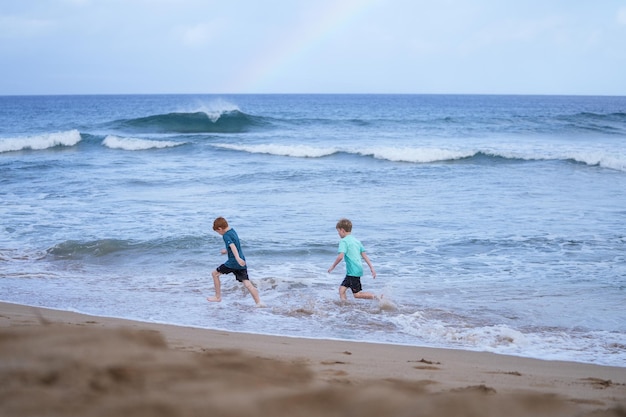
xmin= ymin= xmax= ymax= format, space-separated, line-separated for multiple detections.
xmin=0 ymin=301 xmax=624 ymax=417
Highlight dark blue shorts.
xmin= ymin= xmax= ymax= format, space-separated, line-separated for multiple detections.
xmin=216 ymin=264 xmax=249 ymax=282
xmin=340 ymin=275 xmax=362 ymax=293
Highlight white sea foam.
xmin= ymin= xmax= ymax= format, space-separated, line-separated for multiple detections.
xmin=388 ymin=312 xmax=620 ymax=364
xmin=486 ymin=147 xmax=626 ymax=171
xmin=102 ymin=135 xmax=183 ymax=151
xmin=391 ymin=313 xmax=531 ymax=349
xmin=213 ymin=143 xmax=470 ymax=161
xmin=0 ymin=130 xmax=81 ymax=153
xmin=565 ymin=151 xmax=626 ymax=171
xmin=358 ymin=146 xmax=475 ymax=163
xmin=191 ymin=99 xmax=240 ymax=122
xmin=213 ymin=143 xmax=338 ymax=158
xmin=212 ymin=141 xmax=626 ymax=171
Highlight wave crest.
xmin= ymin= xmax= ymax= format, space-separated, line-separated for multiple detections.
xmin=114 ymin=110 xmax=266 ymax=133
xmin=47 ymin=239 xmax=132 ymax=258
xmin=46 ymin=236 xmax=208 ymax=260
xmin=213 ymin=143 xmax=475 ymax=162
xmin=559 ymin=112 xmax=626 ymax=135
xmin=213 ymin=143 xmax=338 ymax=158
xmin=564 ymin=151 xmax=626 ymax=172
xmin=210 ymin=142 xmax=626 ymax=171
xmin=359 ymin=147 xmax=475 ymax=163
xmin=102 ymin=136 xmax=184 ymax=151
xmin=0 ymin=130 xmax=82 ymax=153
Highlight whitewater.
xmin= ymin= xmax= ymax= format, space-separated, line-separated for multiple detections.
xmin=1 ymin=94 xmax=625 ymax=367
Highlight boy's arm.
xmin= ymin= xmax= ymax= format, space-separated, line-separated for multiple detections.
xmin=229 ymin=243 xmax=246 ymax=267
xmin=328 ymin=253 xmax=344 ymax=273
xmin=362 ymin=252 xmax=376 ymax=278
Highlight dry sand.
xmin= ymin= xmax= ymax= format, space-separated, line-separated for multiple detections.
xmin=0 ymin=301 xmax=624 ymax=416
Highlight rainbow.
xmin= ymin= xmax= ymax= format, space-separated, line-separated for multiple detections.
xmin=225 ymin=0 xmax=380 ymax=93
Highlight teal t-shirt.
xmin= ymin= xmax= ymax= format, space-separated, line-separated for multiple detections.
xmin=223 ymin=228 xmax=246 ymax=269
xmin=338 ymin=234 xmax=365 ymax=277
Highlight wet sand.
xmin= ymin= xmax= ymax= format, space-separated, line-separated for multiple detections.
xmin=1 ymin=301 xmax=624 ymax=416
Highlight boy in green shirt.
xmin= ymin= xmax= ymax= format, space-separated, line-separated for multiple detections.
xmin=328 ymin=218 xmax=377 ymax=300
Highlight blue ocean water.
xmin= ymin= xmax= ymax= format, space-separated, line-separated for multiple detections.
xmin=1 ymin=94 xmax=625 ymax=366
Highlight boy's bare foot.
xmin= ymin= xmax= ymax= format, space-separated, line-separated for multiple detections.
xmin=207 ymin=296 xmax=221 ymax=302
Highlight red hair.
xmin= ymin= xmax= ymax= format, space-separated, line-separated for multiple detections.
xmin=213 ymin=217 xmax=228 ymax=231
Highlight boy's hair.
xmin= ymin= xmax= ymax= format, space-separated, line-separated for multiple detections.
xmin=213 ymin=217 xmax=229 ymax=231
xmin=336 ymin=218 xmax=352 ymax=232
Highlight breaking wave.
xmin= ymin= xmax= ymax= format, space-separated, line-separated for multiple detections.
xmin=102 ymin=136 xmax=185 ymax=151
xmin=0 ymin=130 xmax=82 ymax=153
xmin=113 ymin=110 xmax=268 ymax=134
xmin=213 ymin=143 xmax=338 ymax=158
xmin=46 ymin=236 xmax=208 ymax=260
xmin=211 ymin=143 xmax=626 ymax=171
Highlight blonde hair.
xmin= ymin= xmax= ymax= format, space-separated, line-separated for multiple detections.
xmin=336 ymin=218 xmax=352 ymax=232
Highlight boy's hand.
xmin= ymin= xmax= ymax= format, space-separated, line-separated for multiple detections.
xmin=220 ymin=249 xmax=227 ymax=255
xmin=237 ymin=258 xmax=246 ymax=267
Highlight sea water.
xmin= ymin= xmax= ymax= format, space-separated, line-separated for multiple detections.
xmin=1 ymin=94 xmax=625 ymax=366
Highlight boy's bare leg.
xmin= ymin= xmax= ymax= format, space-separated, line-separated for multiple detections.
xmin=243 ymin=280 xmax=261 ymax=305
xmin=339 ymin=286 xmax=348 ymax=301
xmin=207 ymin=270 xmax=222 ymax=302
xmin=354 ymin=291 xmax=378 ymax=300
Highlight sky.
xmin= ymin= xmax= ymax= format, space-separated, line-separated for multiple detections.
xmin=1 ymin=0 xmax=626 ymax=95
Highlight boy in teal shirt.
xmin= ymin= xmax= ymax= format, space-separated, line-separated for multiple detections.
xmin=207 ymin=217 xmax=261 ymax=306
xmin=328 ymin=218 xmax=377 ymax=300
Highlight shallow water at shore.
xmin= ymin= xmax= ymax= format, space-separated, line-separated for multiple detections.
xmin=2 ymin=94 xmax=625 ymax=366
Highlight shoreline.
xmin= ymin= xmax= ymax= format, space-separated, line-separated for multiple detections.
xmin=1 ymin=301 xmax=625 ymax=416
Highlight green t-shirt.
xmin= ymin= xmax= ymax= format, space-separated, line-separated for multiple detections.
xmin=338 ymin=234 xmax=365 ymax=277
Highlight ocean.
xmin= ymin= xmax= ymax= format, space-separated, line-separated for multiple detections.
xmin=1 ymin=94 xmax=625 ymax=367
